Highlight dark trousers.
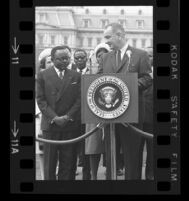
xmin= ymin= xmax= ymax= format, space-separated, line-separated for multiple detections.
xmin=78 ymin=124 xmax=91 ymax=180
xmin=43 ymin=130 xmax=78 ymax=180
xmin=115 ymin=132 xmax=124 ymax=171
xmin=82 ymin=154 xmax=91 ymax=180
xmin=116 ymin=124 xmax=143 ymax=180
xmin=140 ymin=123 xmax=154 ymax=180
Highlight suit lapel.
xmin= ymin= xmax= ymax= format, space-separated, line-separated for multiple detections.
xmin=110 ymin=51 xmax=117 ymax=73
xmin=48 ymin=67 xmax=63 ymax=89
xmin=85 ymin=67 xmax=90 ymax=74
xmin=56 ymin=69 xmax=72 ymax=102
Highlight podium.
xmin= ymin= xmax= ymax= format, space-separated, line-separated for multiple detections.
xmin=81 ymin=73 xmax=138 ymax=180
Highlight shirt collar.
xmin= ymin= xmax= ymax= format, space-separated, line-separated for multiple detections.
xmin=76 ymin=66 xmax=89 ymax=74
xmin=120 ymin=42 xmax=128 ymax=55
xmin=53 ymin=66 xmax=65 ymax=76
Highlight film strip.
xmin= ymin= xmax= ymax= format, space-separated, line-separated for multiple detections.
xmin=10 ymin=0 xmax=180 ymax=195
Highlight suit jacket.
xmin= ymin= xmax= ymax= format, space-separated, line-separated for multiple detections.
xmin=70 ymin=64 xmax=89 ymax=132
xmin=143 ymin=83 xmax=153 ymax=124
xmin=98 ymin=45 xmax=152 ymax=125
xmin=36 ymin=66 xmax=81 ymax=133
xmin=71 ymin=64 xmax=103 ymax=154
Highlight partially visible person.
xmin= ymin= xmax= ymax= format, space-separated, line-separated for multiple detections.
xmin=38 ymin=48 xmax=53 ymax=71
xmin=85 ymin=43 xmax=110 ymax=180
xmin=72 ymin=48 xmax=91 ymax=180
xmin=140 ymin=46 xmax=154 ymax=180
xmin=39 ymin=56 xmax=53 ymax=70
xmin=36 ymin=48 xmax=53 ymax=153
xmin=36 ymin=45 xmax=81 ymax=180
xmin=145 ymin=46 xmax=153 ymax=78
xmin=36 ymin=48 xmax=53 ymax=180
xmin=94 ymin=43 xmax=110 ymax=64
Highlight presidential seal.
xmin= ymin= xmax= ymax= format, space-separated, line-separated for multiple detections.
xmin=87 ymin=76 xmax=130 ymax=119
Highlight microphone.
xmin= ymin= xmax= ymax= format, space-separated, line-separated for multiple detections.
xmin=89 ymin=50 xmax=94 ymax=59
xmin=88 ymin=50 xmax=94 ymax=74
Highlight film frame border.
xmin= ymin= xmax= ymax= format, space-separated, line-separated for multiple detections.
xmin=9 ymin=0 xmax=180 ymax=195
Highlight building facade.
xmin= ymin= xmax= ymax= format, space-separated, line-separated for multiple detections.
xmin=35 ymin=6 xmax=153 ymax=72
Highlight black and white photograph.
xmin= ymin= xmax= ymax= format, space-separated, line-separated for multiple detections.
xmin=35 ymin=6 xmax=153 ymax=181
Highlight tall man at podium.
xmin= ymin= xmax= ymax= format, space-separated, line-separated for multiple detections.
xmin=98 ymin=23 xmax=152 ymax=180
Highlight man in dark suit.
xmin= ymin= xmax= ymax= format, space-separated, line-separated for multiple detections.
xmin=36 ymin=45 xmax=81 ymax=180
xmin=72 ymin=48 xmax=91 ymax=180
xmin=98 ymin=23 xmax=152 ymax=180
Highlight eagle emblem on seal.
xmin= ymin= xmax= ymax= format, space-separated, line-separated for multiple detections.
xmin=98 ymin=86 xmax=119 ymax=108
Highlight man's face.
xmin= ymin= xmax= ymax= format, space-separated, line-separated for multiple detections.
xmin=52 ymin=49 xmax=71 ymax=71
xmin=74 ymin=51 xmax=87 ymax=70
xmin=96 ymin=49 xmax=107 ymax=64
xmin=104 ymin=26 xmax=120 ymax=50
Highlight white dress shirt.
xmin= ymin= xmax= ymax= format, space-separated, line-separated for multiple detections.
xmin=76 ymin=66 xmax=89 ymax=75
xmin=119 ymin=42 xmax=129 ymax=60
xmin=53 ymin=66 xmax=65 ymax=77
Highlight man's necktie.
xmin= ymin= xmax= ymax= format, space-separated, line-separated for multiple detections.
xmin=59 ymin=70 xmax=64 ymax=80
xmin=79 ymin=69 xmax=83 ymax=74
xmin=116 ymin=50 xmax=121 ymax=69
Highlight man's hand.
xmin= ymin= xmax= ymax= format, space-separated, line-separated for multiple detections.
xmin=52 ymin=115 xmax=69 ymax=127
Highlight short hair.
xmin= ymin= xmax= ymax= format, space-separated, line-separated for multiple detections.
xmin=74 ymin=48 xmax=87 ymax=57
xmin=51 ymin=45 xmax=71 ymax=59
xmin=105 ymin=22 xmax=125 ymax=35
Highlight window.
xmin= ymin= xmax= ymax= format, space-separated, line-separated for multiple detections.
xmin=39 ymin=13 xmax=47 ymax=23
xmin=141 ymin=39 xmax=146 ymax=48
xmin=101 ymin=20 xmax=106 ymax=28
xmin=88 ymin=37 xmax=92 ymax=47
xmin=103 ymin=9 xmax=107 ymax=14
xmin=51 ymin=35 xmax=55 ymax=45
xmin=138 ymin=9 xmax=142 ymax=15
xmin=39 ymin=13 xmax=43 ymax=21
xmin=137 ymin=20 xmax=144 ymax=29
xmin=121 ymin=9 xmax=125 ymax=15
xmin=101 ymin=19 xmax=109 ymax=28
xmin=132 ymin=39 xmax=137 ymax=48
xmin=79 ymin=37 xmax=84 ymax=47
xmin=64 ymin=36 xmax=68 ymax=45
xmin=85 ymin=9 xmax=89 ymax=14
xmin=38 ymin=34 xmax=44 ymax=46
xmin=96 ymin=38 xmax=101 ymax=45
xmin=36 ymin=14 xmax=40 ymax=23
xmin=118 ymin=19 xmax=126 ymax=27
xmin=83 ymin=19 xmax=90 ymax=28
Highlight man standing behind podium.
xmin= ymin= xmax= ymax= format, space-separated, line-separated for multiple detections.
xmin=72 ymin=49 xmax=91 ymax=180
xmin=98 ymin=23 xmax=152 ymax=180
xmin=36 ymin=45 xmax=81 ymax=180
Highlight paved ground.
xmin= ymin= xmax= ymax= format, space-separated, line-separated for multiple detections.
xmin=36 ymin=151 xmax=146 ymax=180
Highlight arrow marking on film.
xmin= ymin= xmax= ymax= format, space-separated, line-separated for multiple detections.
xmin=11 ymin=37 xmax=19 ymax=54
xmin=11 ymin=121 xmax=19 ymax=138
